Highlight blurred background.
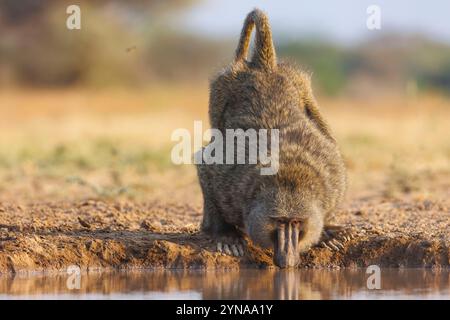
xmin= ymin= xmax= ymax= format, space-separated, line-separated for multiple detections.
xmin=2 ymin=0 xmax=450 ymax=95
xmin=0 ymin=0 xmax=449 ymax=203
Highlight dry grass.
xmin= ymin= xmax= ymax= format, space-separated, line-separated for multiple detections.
xmin=1 ymin=88 xmax=448 ymax=203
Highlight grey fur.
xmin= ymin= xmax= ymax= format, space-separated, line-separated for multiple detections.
xmin=196 ymin=9 xmax=346 ymax=266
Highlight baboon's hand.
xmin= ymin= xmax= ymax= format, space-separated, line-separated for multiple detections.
xmin=216 ymin=237 xmax=245 ymax=257
xmin=320 ymin=225 xmax=355 ymax=252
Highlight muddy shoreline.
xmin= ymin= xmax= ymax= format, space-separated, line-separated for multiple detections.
xmin=1 ymin=197 xmax=448 ymax=274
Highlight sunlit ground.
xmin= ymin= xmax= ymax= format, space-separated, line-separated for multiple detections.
xmin=0 ymin=88 xmax=448 ymax=203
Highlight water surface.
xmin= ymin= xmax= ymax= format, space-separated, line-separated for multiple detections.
xmin=0 ymin=269 xmax=448 ymax=300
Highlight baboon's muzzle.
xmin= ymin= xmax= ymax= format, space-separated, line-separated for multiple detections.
xmin=271 ymin=217 xmax=301 ymax=268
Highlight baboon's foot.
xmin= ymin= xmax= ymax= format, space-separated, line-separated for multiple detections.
xmin=216 ymin=235 xmax=246 ymax=257
xmin=320 ymin=225 xmax=356 ymax=252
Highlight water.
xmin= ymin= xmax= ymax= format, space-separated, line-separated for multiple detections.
xmin=0 ymin=269 xmax=448 ymax=300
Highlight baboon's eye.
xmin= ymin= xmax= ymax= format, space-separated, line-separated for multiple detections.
xmin=269 ymin=216 xmax=303 ymax=224
xmin=269 ymin=216 xmax=288 ymax=223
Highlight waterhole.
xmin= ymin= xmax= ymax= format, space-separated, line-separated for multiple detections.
xmin=0 ymin=269 xmax=448 ymax=300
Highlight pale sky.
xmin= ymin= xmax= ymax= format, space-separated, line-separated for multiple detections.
xmin=178 ymin=0 xmax=450 ymax=44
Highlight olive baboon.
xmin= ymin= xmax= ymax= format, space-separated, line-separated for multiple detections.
xmin=196 ymin=9 xmax=347 ymax=267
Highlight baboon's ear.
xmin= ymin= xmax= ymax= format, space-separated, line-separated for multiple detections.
xmin=235 ymin=9 xmax=277 ymax=70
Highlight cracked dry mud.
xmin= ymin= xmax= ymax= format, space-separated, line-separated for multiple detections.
xmin=0 ymin=195 xmax=448 ymax=273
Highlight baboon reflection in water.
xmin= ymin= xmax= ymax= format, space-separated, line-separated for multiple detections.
xmin=1 ymin=269 xmax=449 ymax=299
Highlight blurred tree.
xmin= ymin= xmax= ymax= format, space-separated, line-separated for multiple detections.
xmin=0 ymin=0 xmax=206 ymax=87
xmin=1 ymin=1 xmax=450 ymax=96
xmin=278 ymin=41 xmax=348 ymax=96
xmin=278 ymin=34 xmax=450 ymax=97
xmin=0 ymin=0 xmax=196 ymax=24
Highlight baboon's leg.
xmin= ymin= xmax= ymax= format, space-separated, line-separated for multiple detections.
xmin=196 ymin=163 xmax=245 ymax=257
xmin=196 ymin=163 xmax=235 ymax=233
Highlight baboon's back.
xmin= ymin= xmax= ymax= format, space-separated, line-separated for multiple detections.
xmin=203 ymin=8 xmax=346 ymax=226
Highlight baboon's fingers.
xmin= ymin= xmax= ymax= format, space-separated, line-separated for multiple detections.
xmin=223 ymin=244 xmax=232 ymax=255
xmin=321 ymin=241 xmax=332 ymax=250
xmin=231 ymin=244 xmax=240 ymax=257
xmin=217 ymin=242 xmax=223 ymax=253
xmin=237 ymin=244 xmax=245 ymax=257
xmin=216 ymin=238 xmax=245 ymax=256
xmin=327 ymin=241 xmax=340 ymax=251
xmin=331 ymin=239 xmax=345 ymax=250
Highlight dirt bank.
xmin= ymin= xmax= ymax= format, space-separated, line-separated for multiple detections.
xmin=0 ymin=195 xmax=448 ymax=273
xmin=0 ymin=94 xmax=449 ymax=273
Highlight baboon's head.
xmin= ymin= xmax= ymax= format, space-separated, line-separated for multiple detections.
xmin=245 ymin=190 xmax=324 ymax=268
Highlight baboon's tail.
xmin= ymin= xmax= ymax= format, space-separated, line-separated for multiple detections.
xmin=235 ymin=9 xmax=277 ymax=70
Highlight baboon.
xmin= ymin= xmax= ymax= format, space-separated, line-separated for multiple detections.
xmin=196 ymin=9 xmax=347 ymax=268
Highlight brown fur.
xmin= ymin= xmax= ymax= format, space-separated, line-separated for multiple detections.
xmin=197 ymin=9 xmax=346 ymax=256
